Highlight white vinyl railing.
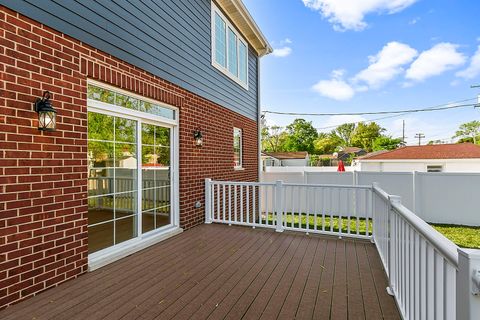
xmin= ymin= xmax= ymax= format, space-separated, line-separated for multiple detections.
xmin=205 ymin=179 xmax=480 ymax=319
xmin=205 ymin=179 xmax=373 ymax=239
xmin=373 ymin=184 xmax=458 ymax=319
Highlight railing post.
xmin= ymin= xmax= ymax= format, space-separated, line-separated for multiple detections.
xmin=457 ymin=248 xmax=480 ymax=319
xmin=275 ymin=180 xmax=284 ymax=233
xmin=205 ymin=178 xmax=212 ymax=224
xmin=371 ymin=182 xmax=380 ymax=240
xmin=386 ymin=194 xmax=401 ymax=296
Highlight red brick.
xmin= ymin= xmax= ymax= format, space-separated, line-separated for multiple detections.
xmin=0 ymin=5 xmax=258 ymax=311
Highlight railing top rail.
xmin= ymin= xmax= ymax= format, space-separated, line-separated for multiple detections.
xmin=208 ymin=179 xmax=372 ymax=190
xmin=283 ymin=182 xmax=372 ymax=190
xmin=210 ymin=180 xmax=275 ymax=186
xmin=390 ymin=201 xmax=459 ymax=266
xmin=372 ymin=185 xmax=390 ymax=201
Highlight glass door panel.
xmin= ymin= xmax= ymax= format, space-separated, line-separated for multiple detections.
xmin=87 ymin=112 xmax=138 ymax=254
xmin=141 ymin=124 xmax=171 ymax=233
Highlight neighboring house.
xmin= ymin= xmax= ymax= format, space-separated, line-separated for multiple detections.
xmin=262 ymin=151 xmax=309 ymax=167
xmin=354 ymin=143 xmax=480 ymax=172
xmin=314 ymin=154 xmax=338 ymax=167
xmin=336 ymin=146 xmax=367 ymax=162
xmin=0 ymin=0 xmax=271 ymax=308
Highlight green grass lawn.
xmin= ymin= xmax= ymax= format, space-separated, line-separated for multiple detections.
xmin=430 ymin=224 xmax=480 ymax=249
xmin=266 ymin=213 xmax=373 ymax=236
xmin=264 ymin=213 xmax=480 ymax=249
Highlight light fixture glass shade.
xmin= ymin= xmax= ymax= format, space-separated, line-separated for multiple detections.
xmin=35 ymin=91 xmax=57 ymax=131
xmin=38 ymin=110 xmax=56 ymax=131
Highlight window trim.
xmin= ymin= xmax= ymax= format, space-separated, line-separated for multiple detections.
xmin=233 ymin=127 xmax=243 ymax=169
xmin=211 ymin=1 xmax=249 ymax=90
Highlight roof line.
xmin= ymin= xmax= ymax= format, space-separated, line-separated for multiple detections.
xmin=216 ymin=0 xmax=273 ymax=56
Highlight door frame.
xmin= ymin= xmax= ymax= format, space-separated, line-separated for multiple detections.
xmin=86 ymin=80 xmax=181 ymax=269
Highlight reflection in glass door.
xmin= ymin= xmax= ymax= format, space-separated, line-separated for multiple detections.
xmin=87 ymin=112 xmax=138 ymax=254
xmin=141 ymin=124 xmax=171 ymax=233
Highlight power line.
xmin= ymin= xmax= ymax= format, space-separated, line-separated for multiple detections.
xmin=262 ymin=97 xmax=478 ymax=131
xmin=263 ymin=101 xmax=477 ymax=117
xmin=314 ymin=113 xmax=407 ymax=131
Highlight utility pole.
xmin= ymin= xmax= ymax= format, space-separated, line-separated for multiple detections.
xmin=402 ymin=120 xmax=406 ymax=146
xmin=415 ymin=133 xmax=425 ymax=146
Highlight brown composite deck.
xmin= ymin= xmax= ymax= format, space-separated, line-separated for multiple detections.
xmin=0 ymin=224 xmax=400 ymax=320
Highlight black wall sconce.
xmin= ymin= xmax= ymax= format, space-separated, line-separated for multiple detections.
xmin=193 ymin=128 xmax=203 ymax=147
xmin=34 ymin=91 xmax=57 ymax=131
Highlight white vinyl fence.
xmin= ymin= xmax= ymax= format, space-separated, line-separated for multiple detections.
xmin=262 ymin=171 xmax=480 ymax=226
xmin=205 ymin=179 xmax=480 ymax=319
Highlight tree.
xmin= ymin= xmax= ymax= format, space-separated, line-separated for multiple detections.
xmin=351 ymin=122 xmax=385 ymax=152
xmin=333 ymin=123 xmax=356 ymax=146
xmin=261 ymin=125 xmax=287 ymax=152
xmin=282 ymin=119 xmax=318 ymax=153
xmin=453 ymin=121 xmax=480 ymax=144
xmin=314 ymin=133 xmax=343 ymax=154
xmin=372 ymin=136 xmax=403 ymax=151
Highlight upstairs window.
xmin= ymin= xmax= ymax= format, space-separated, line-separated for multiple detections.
xmin=233 ymin=127 xmax=242 ymax=168
xmin=214 ymin=12 xmax=226 ymax=67
xmin=211 ymin=2 xmax=248 ymax=89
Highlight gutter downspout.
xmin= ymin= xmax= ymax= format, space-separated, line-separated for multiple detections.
xmin=257 ymin=55 xmax=262 ymax=182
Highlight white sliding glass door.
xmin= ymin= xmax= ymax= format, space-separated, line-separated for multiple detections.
xmin=86 ymin=82 xmax=178 ymax=256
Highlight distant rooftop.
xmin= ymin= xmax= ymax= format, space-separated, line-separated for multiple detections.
xmin=339 ymin=147 xmax=364 ymax=154
xmin=359 ymin=143 xmax=480 ymax=160
xmin=356 ymin=150 xmax=390 ymax=160
xmin=263 ymin=151 xmax=308 ymax=160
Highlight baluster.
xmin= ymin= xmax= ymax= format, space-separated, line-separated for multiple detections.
xmin=240 ymin=185 xmax=244 ymax=223
xmin=246 ymin=185 xmax=250 ymax=224
xmin=252 ymin=185 xmax=256 ymax=227
xmin=222 ymin=184 xmax=226 ymax=223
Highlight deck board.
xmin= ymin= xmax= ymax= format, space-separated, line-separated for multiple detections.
xmin=0 ymin=224 xmax=400 ymax=320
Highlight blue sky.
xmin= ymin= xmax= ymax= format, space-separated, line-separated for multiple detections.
xmin=243 ymin=0 xmax=480 ymax=145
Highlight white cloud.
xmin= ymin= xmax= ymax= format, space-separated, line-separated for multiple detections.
xmin=312 ymin=69 xmax=355 ymax=101
xmin=405 ymin=43 xmax=466 ymax=82
xmin=353 ymin=41 xmax=418 ymax=89
xmin=271 ymin=38 xmax=293 ymax=57
xmin=456 ymin=45 xmax=480 ymax=79
xmin=408 ymin=17 xmax=420 ymax=25
xmin=302 ymin=0 xmax=417 ymax=31
xmin=272 ymin=46 xmax=292 ymax=57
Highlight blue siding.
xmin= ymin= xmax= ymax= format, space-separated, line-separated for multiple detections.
xmin=1 ymin=0 xmax=259 ymax=120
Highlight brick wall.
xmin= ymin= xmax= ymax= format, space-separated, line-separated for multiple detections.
xmin=0 ymin=6 xmax=258 ymax=308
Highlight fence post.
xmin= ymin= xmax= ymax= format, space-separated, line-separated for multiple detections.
xmin=386 ymin=194 xmax=401 ymax=296
xmin=275 ymin=180 xmax=284 ymax=233
xmin=457 ymin=248 xmax=480 ymax=319
xmin=205 ymin=178 xmax=212 ymax=224
xmin=412 ymin=171 xmax=417 ymax=212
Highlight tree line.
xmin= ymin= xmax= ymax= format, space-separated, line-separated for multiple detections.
xmin=261 ymin=118 xmax=402 ymax=155
xmin=262 ymin=119 xmax=480 ymax=155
